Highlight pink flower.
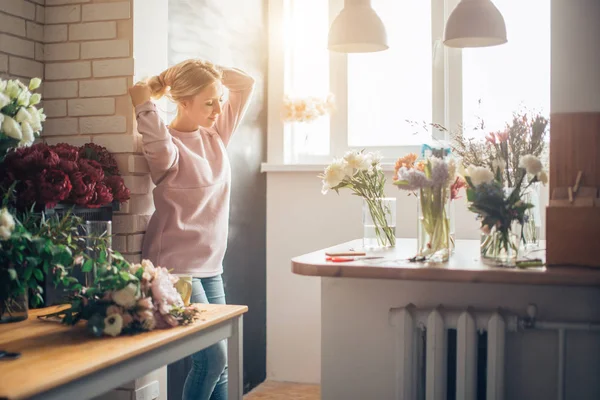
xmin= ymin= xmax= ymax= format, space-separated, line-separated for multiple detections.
xmin=151 ymin=267 xmax=184 ymax=314
xmin=137 ymin=297 xmax=154 ymax=310
xmin=496 ymin=130 xmax=509 ymax=143
xmin=122 ymin=312 xmax=134 ymax=328
xmin=485 ymin=133 xmax=497 ymax=145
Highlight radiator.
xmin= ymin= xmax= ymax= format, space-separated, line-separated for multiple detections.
xmin=389 ymin=305 xmax=519 ymax=400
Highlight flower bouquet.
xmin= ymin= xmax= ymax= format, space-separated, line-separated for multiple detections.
xmin=0 ymin=142 xmax=130 ymax=210
xmin=41 ymin=257 xmax=200 ymax=337
xmin=393 ymin=152 xmax=460 ymax=262
xmin=319 ymin=149 xmax=396 ymax=248
xmin=0 ymin=77 xmax=45 ymax=161
xmin=463 ymin=154 xmax=547 ymax=266
xmin=281 ymin=94 xmax=335 ymax=123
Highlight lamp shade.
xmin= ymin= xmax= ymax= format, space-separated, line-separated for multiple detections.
xmin=444 ymin=0 xmax=507 ymax=48
xmin=328 ymin=0 xmax=388 ymax=53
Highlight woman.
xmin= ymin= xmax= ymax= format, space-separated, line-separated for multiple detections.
xmin=128 ymin=59 xmax=254 ymax=400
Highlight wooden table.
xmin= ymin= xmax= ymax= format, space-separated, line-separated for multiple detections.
xmin=292 ymin=238 xmax=600 ymax=287
xmin=0 ymin=304 xmax=247 ymax=400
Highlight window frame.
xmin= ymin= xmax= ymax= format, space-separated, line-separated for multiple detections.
xmin=266 ymin=0 xmax=461 ymax=165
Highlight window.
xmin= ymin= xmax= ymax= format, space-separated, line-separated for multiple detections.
xmin=267 ymin=0 xmax=551 ymax=164
xmin=461 ymin=0 xmax=551 ymax=136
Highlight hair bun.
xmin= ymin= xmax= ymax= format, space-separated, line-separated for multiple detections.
xmin=147 ymin=74 xmax=169 ymax=99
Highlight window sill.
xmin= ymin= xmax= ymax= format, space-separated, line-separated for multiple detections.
xmin=260 ymin=162 xmax=397 ymax=173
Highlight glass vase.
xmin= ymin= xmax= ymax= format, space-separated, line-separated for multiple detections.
xmin=83 ymin=220 xmax=112 ymax=286
xmin=522 ymin=182 xmax=541 ymax=249
xmin=448 ymin=199 xmax=456 ymax=254
xmin=480 ymin=222 xmax=522 ymax=267
xmin=0 ymin=291 xmax=28 ymax=324
xmin=417 ymin=188 xmax=451 ymax=262
xmin=362 ymin=197 xmax=396 ymax=249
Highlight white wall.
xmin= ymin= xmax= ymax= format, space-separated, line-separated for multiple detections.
xmin=266 ymin=170 xmax=548 ymax=382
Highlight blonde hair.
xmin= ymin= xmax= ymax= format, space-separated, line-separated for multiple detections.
xmin=146 ymin=59 xmax=223 ymax=103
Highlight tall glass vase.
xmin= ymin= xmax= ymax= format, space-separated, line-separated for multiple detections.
xmin=417 ymin=187 xmax=450 ymax=262
xmin=522 ymin=182 xmax=541 ymax=249
xmin=480 ymin=221 xmax=522 ymax=267
xmin=362 ymin=197 xmax=396 ymax=249
xmin=83 ymin=220 xmax=112 ymax=286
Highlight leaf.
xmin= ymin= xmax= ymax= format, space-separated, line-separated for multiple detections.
xmin=33 ymin=269 xmax=44 ymax=282
xmin=82 ymin=259 xmax=94 ymax=273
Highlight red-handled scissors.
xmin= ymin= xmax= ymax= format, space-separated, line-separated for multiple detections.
xmin=325 ymin=256 xmax=385 ymax=262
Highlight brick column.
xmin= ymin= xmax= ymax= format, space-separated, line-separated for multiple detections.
xmin=40 ymin=0 xmax=153 ymax=265
xmin=0 ymin=0 xmax=45 ymax=81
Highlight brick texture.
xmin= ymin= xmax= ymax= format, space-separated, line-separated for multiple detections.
xmin=2 ymin=0 xmax=152 ymax=247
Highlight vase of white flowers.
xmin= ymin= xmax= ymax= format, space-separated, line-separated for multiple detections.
xmin=0 ymin=77 xmax=45 ymax=161
xmin=463 ymin=154 xmax=547 ymax=267
xmin=319 ymin=149 xmax=396 ymax=248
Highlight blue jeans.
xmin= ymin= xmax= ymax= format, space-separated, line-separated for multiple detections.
xmin=182 ymin=275 xmax=228 ymax=400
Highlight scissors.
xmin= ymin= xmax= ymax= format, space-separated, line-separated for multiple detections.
xmin=0 ymin=350 xmax=21 ymax=361
xmin=325 ymin=256 xmax=385 ymax=262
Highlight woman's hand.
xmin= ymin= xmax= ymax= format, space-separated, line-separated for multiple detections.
xmin=128 ymin=82 xmax=152 ymax=107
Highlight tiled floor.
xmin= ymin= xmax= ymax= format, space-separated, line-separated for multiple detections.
xmin=245 ymin=381 xmax=320 ymax=399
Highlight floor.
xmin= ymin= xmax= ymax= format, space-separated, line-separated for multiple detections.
xmin=245 ymin=381 xmax=320 ymax=400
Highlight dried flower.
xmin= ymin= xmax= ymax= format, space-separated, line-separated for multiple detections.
xmin=466 ymin=166 xmax=494 ymax=186
xmin=519 ymin=155 xmax=543 ymax=175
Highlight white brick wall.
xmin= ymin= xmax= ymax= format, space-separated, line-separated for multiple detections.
xmin=0 ymin=1 xmax=45 ymax=81
xmin=69 ymin=21 xmax=116 ymax=40
xmin=82 ymin=2 xmax=130 ymax=22
xmin=2 ymin=0 xmax=151 ymax=265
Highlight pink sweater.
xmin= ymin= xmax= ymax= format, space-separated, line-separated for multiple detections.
xmin=135 ymin=68 xmax=255 ymax=277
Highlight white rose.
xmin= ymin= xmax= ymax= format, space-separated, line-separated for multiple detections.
xmin=5 ymin=80 xmax=20 ymax=99
xmin=0 ymin=226 xmax=11 ymax=241
xmin=20 ymin=121 xmax=34 ymax=146
xmin=537 ymin=171 xmax=548 ymax=185
xmin=17 ymin=90 xmax=31 ymax=107
xmin=28 ymin=78 xmax=41 ymax=91
xmin=467 ymin=166 xmax=495 ymax=186
xmin=519 ymin=155 xmax=543 ymax=175
xmin=27 ymin=106 xmax=41 ymax=131
xmin=2 ymin=116 xmax=22 ymax=140
xmin=103 ymin=314 xmax=123 ymax=337
xmin=343 ymin=151 xmax=370 ymax=174
xmin=29 ymin=93 xmax=41 ymax=106
xmin=0 ymin=114 xmax=4 ymax=126
xmin=38 ymin=108 xmax=46 ymax=122
xmin=15 ymin=107 xmax=32 ymax=123
xmin=0 ymin=208 xmax=15 ymax=231
xmin=0 ymin=93 xmax=10 ymax=109
xmin=321 ymin=158 xmax=348 ymax=194
xmin=0 ymin=79 xmax=7 ymax=93
xmin=112 ymin=283 xmax=139 ymax=308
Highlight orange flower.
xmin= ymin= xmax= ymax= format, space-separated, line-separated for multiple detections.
xmin=415 ymin=161 xmax=426 ymax=172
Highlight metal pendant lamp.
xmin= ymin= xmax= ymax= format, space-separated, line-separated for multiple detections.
xmin=328 ymin=0 xmax=388 ymax=53
xmin=444 ymin=0 xmax=507 ymax=48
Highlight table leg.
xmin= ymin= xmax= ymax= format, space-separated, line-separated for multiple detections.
xmin=228 ymin=315 xmax=244 ymax=400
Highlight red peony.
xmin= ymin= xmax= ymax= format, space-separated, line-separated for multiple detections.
xmin=88 ymin=181 xmax=113 ymax=208
xmin=3 ymin=144 xmax=60 ymax=180
xmin=104 ymin=175 xmax=131 ymax=202
xmin=78 ymin=159 xmax=105 ymax=182
xmin=38 ymin=169 xmax=72 ymax=209
xmin=69 ymin=172 xmax=97 ymax=206
xmin=79 ymin=143 xmax=120 ymax=176
xmin=52 ymin=143 xmax=79 ymax=162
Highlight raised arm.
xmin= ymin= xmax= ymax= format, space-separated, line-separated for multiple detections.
xmin=214 ymin=67 xmax=255 ymax=146
xmin=130 ymin=83 xmax=178 ymax=184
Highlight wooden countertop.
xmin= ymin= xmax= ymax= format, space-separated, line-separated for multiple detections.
xmin=292 ymin=239 xmax=600 ymax=287
xmin=0 ymin=304 xmax=247 ymax=400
